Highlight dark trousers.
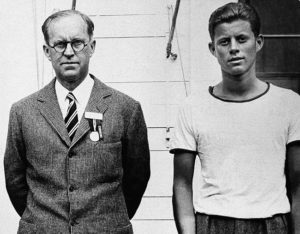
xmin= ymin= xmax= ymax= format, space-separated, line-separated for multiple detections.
xmin=195 ymin=213 xmax=290 ymax=234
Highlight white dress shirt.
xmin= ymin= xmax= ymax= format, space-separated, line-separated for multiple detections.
xmin=55 ymin=75 xmax=94 ymax=122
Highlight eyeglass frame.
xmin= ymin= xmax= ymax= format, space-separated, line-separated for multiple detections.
xmin=48 ymin=40 xmax=90 ymax=53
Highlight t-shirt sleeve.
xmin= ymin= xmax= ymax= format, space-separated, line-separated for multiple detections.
xmin=287 ymin=92 xmax=300 ymax=144
xmin=169 ymin=102 xmax=197 ymax=154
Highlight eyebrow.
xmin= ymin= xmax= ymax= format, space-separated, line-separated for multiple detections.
xmin=216 ymin=32 xmax=250 ymax=38
xmin=53 ymin=38 xmax=85 ymax=43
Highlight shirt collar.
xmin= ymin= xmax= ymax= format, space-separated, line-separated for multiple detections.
xmin=55 ymin=74 xmax=94 ymax=104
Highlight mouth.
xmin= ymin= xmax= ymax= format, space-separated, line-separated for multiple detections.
xmin=228 ymin=57 xmax=244 ymax=63
xmin=61 ymin=62 xmax=79 ymax=65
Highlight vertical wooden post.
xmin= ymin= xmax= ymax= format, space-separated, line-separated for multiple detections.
xmin=72 ymin=0 xmax=76 ymax=10
xmin=32 ymin=0 xmax=41 ymax=89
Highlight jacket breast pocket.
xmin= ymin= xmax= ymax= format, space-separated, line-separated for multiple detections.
xmin=89 ymin=141 xmax=123 ymax=180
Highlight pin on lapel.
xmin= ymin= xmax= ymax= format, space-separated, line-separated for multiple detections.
xmin=90 ymin=119 xmax=100 ymax=141
xmin=84 ymin=111 xmax=104 ymax=141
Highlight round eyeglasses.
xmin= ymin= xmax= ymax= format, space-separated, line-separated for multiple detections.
xmin=49 ymin=40 xmax=88 ymax=53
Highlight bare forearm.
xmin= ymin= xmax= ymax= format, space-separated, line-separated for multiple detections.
xmin=172 ymin=152 xmax=196 ymax=233
xmin=291 ymin=197 xmax=300 ymax=234
xmin=287 ymin=143 xmax=300 ymax=234
xmin=173 ymin=185 xmax=195 ymax=234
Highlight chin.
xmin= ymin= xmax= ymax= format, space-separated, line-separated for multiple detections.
xmin=229 ymin=66 xmax=247 ymax=76
xmin=231 ymin=71 xmax=245 ymax=76
xmin=223 ymin=68 xmax=243 ymax=77
xmin=59 ymin=74 xmax=80 ymax=83
xmin=62 ymin=72 xmax=80 ymax=78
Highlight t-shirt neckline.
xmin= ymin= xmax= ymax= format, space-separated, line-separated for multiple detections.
xmin=209 ymin=82 xmax=270 ymax=103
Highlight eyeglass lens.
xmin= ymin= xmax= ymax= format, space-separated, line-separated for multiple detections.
xmin=53 ymin=41 xmax=85 ymax=53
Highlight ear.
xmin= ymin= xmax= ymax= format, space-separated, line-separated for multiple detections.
xmin=208 ymin=42 xmax=216 ymax=57
xmin=89 ymin=40 xmax=96 ymax=57
xmin=255 ymin=34 xmax=264 ymax=52
xmin=43 ymin=44 xmax=52 ymax=61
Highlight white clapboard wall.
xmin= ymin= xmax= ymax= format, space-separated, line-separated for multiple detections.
xmin=36 ymin=0 xmax=191 ymax=233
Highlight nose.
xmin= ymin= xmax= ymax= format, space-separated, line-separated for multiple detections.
xmin=64 ymin=42 xmax=75 ymax=56
xmin=229 ymin=39 xmax=239 ymax=54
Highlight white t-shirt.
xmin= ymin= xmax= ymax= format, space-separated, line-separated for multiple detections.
xmin=170 ymin=83 xmax=300 ymax=218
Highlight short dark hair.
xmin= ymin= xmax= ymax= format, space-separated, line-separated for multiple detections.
xmin=208 ymin=2 xmax=260 ymax=40
xmin=42 ymin=10 xmax=94 ymax=44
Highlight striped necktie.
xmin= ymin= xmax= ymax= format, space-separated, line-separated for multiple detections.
xmin=65 ymin=92 xmax=79 ymax=141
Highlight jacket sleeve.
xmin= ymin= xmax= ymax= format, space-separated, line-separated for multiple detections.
xmin=122 ymin=102 xmax=150 ymax=219
xmin=4 ymin=104 xmax=28 ymax=217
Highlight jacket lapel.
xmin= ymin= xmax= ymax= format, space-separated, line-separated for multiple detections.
xmin=71 ymin=76 xmax=111 ymax=147
xmin=37 ymin=79 xmax=71 ymax=146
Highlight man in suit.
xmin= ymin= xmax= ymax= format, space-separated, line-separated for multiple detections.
xmin=4 ymin=9 xmax=150 ymax=234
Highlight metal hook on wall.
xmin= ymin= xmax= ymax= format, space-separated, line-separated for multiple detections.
xmin=166 ymin=0 xmax=181 ymax=60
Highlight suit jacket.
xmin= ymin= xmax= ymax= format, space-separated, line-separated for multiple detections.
xmin=4 ymin=75 xmax=150 ymax=234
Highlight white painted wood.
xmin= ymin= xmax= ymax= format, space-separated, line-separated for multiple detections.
xmin=44 ymin=0 xmax=72 ymax=14
xmin=144 ymin=152 xmax=203 ymax=198
xmin=106 ymin=82 xmax=188 ymax=105
xmin=145 ymin=151 xmax=173 ymax=196
xmin=92 ymin=15 xmax=168 ymax=38
xmin=142 ymin=104 xmax=179 ymax=128
xmin=90 ymin=38 xmax=184 ymax=82
xmin=148 ymin=127 xmax=174 ymax=151
xmin=133 ymin=197 xmax=173 ymax=220
xmin=132 ymin=220 xmax=177 ymax=234
xmin=76 ymin=0 xmax=167 ymax=15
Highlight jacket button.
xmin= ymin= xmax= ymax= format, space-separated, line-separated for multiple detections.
xmin=70 ymin=220 xmax=77 ymax=226
xmin=69 ymin=185 xmax=75 ymax=192
xmin=68 ymin=152 xmax=74 ymax=158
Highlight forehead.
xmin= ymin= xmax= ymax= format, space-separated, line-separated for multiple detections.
xmin=48 ymin=15 xmax=88 ymax=41
xmin=214 ymin=20 xmax=253 ymax=39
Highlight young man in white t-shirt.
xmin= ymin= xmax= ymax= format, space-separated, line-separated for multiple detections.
xmin=170 ymin=2 xmax=300 ymax=234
